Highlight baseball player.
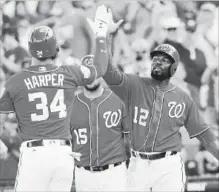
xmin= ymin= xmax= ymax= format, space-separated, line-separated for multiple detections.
xmin=92 ymin=5 xmax=219 ymax=192
xmin=70 ymin=55 xmax=130 ymax=192
xmin=0 ymin=17 xmax=109 ymax=191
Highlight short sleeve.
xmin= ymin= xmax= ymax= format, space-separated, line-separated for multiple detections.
xmin=0 ymin=84 xmax=15 ymax=113
xmin=63 ymin=64 xmax=96 ymax=86
xmin=185 ymin=99 xmax=210 ymax=138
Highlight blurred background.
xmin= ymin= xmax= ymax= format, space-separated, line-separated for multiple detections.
xmin=0 ymin=1 xmax=218 ymax=191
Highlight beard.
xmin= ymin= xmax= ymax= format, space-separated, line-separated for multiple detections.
xmin=85 ymin=83 xmax=101 ymax=92
xmin=151 ymin=67 xmax=170 ymax=81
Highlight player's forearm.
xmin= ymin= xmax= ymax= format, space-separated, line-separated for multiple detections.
xmin=102 ymin=34 xmax=123 ymax=85
xmin=79 ymin=37 xmax=108 ymax=85
xmin=202 ymin=140 xmax=219 ymax=160
xmin=197 ymin=129 xmax=219 ymax=160
xmin=124 ymin=133 xmax=131 ymax=158
xmin=93 ymin=37 xmax=108 ymax=78
xmin=107 ymin=33 xmax=113 ymax=57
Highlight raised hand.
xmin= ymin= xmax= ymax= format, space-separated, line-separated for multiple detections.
xmin=87 ymin=5 xmax=124 ymax=37
xmin=94 ymin=5 xmax=111 ymax=37
xmin=86 ymin=5 xmax=110 ymax=37
xmin=107 ymin=8 xmax=124 ymax=34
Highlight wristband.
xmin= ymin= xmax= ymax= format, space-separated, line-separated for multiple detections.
xmin=95 ymin=20 xmax=108 ymax=37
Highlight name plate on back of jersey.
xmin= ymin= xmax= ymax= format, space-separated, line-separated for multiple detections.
xmin=24 ymin=74 xmax=64 ymax=90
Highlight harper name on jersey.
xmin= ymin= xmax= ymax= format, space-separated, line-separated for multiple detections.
xmin=24 ymin=74 xmax=64 ymax=90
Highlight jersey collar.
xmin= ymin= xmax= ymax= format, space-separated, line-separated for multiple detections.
xmin=23 ymin=64 xmax=60 ymax=73
xmin=77 ymin=88 xmax=112 ymax=106
xmin=148 ymin=78 xmax=176 ymax=91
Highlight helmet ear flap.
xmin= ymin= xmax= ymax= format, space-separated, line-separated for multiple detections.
xmin=51 ymin=46 xmax=59 ymax=60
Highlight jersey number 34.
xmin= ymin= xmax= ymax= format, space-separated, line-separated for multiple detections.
xmin=28 ymin=89 xmax=67 ymax=121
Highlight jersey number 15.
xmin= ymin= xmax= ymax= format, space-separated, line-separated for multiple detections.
xmin=28 ymin=89 xmax=67 ymax=122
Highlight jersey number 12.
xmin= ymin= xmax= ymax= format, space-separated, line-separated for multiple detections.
xmin=28 ymin=89 xmax=67 ymax=121
xmin=133 ymin=106 xmax=149 ymax=126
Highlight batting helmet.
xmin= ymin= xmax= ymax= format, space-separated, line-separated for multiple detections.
xmin=81 ymin=55 xmax=94 ymax=66
xmin=150 ymin=44 xmax=180 ymax=76
xmin=28 ymin=26 xmax=58 ymax=60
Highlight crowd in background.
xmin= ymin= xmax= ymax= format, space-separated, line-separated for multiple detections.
xmin=0 ymin=0 xmax=219 ymax=182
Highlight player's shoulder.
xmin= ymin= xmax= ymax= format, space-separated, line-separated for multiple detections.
xmin=126 ymin=73 xmax=142 ymax=80
xmin=139 ymin=76 xmax=156 ymax=87
xmin=174 ymin=84 xmax=193 ymax=101
xmin=174 ymin=84 xmax=188 ymax=95
xmin=60 ymin=64 xmax=80 ymax=72
xmin=107 ymin=88 xmax=125 ymax=104
xmin=108 ymin=88 xmax=118 ymax=99
xmin=5 ymin=71 xmax=25 ymax=86
xmin=140 ymin=76 xmax=151 ymax=83
xmin=124 ymin=73 xmax=147 ymax=85
xmin=58 ymin=65 xmax=73 ymax=75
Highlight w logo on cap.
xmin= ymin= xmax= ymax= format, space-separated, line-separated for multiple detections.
xmin=158 ymin=44 xmax=174 ymax=55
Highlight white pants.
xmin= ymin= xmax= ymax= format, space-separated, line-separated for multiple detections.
xmin=75 ymin=162 xmax=128 ymax=192
xmin=127 ymin=152 xmax=186 ymax=192
xmin=14 ymin=140 xmax=74 ymax=192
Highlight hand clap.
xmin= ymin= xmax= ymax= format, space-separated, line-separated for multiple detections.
xmin=87 ymin=5 xmax=124 ymax=37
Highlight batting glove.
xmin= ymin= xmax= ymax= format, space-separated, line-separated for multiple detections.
xmin=87 ymin=5 xmax=112 ymax=38
xmin=95 ymin=5 xmax=111 ymax=37
xmin=87 ymin=5 xmax=124 ymax=37
xmin=86 ymin=6 xmax=110 ymax=37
